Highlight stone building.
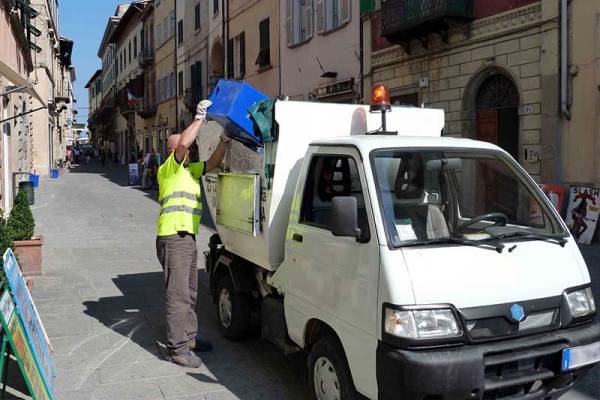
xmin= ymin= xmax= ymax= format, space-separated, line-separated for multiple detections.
xmin=362 ymin=0 xmax=558 ymax=182
xmin=138 ymin=2 xmax=157 ymax=154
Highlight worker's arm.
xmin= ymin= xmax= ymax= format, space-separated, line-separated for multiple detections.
xmin=174 ymin=100 xmax=212 ymax=163
xmin=206 ymin=136 xmax=229 ymax=173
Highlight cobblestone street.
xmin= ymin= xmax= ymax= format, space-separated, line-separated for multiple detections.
xmin=17 ymin=163 xmax=598 ymax=399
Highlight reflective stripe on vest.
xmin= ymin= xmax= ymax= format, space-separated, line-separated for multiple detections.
xmin=160 ymin=191 xmax=202 ymax=206
xmin=160 ymin=205 xmax=203 ymax=216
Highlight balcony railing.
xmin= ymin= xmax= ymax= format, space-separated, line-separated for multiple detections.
xmin=381 ymin=0 xmax=474 ymax=46
xmin=136 ymin=96 xmax=157 ymax=118
xmin=138 ymin=49 xmax=155 ymax=67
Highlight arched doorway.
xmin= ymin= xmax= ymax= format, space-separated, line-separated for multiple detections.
xmin=475 ymin=74 xmax=520 ymax=160
xmin=209 ymin=40 xmax=224 ymax=93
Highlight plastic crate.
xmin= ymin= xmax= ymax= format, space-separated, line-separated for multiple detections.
xmin=29 ymin=174 xmax=39 ymax=188
xmin=208 ymin=80 xmax=269 ymax=148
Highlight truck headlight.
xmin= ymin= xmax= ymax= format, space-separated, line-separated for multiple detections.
xmin=384 ymin=307 xmax=462 ymax=339
xmin=565 ymin=287 xmax=596 ymax=318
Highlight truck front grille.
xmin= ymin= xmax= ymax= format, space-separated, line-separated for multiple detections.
xmin=482 ymin=341 xmax=574 ymax=400
xmin=466 ymin=309 xmax=560 ymax=341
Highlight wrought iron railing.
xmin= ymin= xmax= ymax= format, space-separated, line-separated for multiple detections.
xmin=381 ymin=0 xmax=474 ymax=37
xmin=137 ymin=49 xmax=155 ymax=66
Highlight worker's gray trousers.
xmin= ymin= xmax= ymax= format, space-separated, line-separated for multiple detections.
xmin=156 ymin=233 xmax=198 ymax=355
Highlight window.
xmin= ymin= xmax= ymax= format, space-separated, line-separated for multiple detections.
xmin=178 ymin=71 xmax=183 ymax=96
xmin=169 ymin=11 xmax=176 ymax=38
xmin=134 ymin=36 xmax=137 ymax=57
xmin=194 ymin=3 xmax=201 ymax=30
xmin=316 ymin=0 xmax=351 ymax=34
xmin=227 ymin=38 xmax=233 ymax=79
xmin=300 ymin=155 xmax=369 ymax=236
xmin=162 ymin=18 xmax=168 ymax=41
xmin=119 ymin=53 xmax=123 ymax=72
xmin=190 ymin=61 xmax=202 ymax=104
xmin=156 ymin=21 xmax=162 ymax=46
xmin=213 ymin=0 xmax=219 ymax=15
xmin=128 ymin=41 xmax=132 ymax=63
xmin=170 ymin=72 xmax=176 ymax=98
xmin=124 ymin=48 xmax=127 ymax=67
xmin=256 ymin=18 xmax=270 ymax=67
xmin=157 ymin=77 xmax=163 ymax=102
xmin=178 ymin=19 xmax=184 ymax=46
xmin=229 ymin=33 xmax=245 ymax=78
xmin=287 ymin=0 xmax=313 ymax=46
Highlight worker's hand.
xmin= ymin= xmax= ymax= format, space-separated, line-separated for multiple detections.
xmin=195 ymin=100 xmax=212 ymax=121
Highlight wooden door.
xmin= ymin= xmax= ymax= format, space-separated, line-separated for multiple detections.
xmin=476 ymin=109 xmax=499 ymax=145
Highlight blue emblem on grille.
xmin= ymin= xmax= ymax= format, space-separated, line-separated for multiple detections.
xmin=511 ymin=304 xmax=525 ymax=322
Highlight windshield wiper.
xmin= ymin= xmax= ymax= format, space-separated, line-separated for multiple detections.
xmin=488 ymin=231 xmax=568 ymax=247
xmin=403 ymin=236 xmax=505 ymax=253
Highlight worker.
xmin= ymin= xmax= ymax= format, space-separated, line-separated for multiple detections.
xmin=155 ymin=100 xmax=230 ymax=367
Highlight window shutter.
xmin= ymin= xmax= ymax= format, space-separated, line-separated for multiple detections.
xmin=178 ymin=71 xmax=183 ymax=96
xmin=316 ymin=0 xmax=325 ymax=34
xmin=286 ymin=0 xmax=294 ymax=46
xmin=340 ymin=0 xmax=351 ymax=24
xmin=197 ymin=61 xmax=203 ymax=100
xmin=195 ymin=3 xmax=200 ymax=30
xmin=239 ymin=32 xmax=245 ymax=78
xmin=191 ymin=63 xmax=197 ymax=103
xmin=178 ymin=20 xmax=184 ymax=45
xmin=304 ymin=0 xmax=313 ymax=40
xmin=227 ymin=38 xmax=234 ymax=79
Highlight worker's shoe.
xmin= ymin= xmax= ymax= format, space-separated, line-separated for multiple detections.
xmin=167 ymin=350 xmax=204 ymax=368
xmin=190 ymin=337 xmax=213 ymax=353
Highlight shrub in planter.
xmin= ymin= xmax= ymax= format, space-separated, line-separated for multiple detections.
xmin=8 ymin=189 xmax=43 ymax=276
xmin=0 ymin=210 xmax=12 ymax=257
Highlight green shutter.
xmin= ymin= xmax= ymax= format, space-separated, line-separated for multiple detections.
xmin=360 ymin=0 xmax=375 ymax=15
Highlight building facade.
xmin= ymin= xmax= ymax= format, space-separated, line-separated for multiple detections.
xmin=138 ymin=3 xmax=157 ymax=154
xmin=228 ymin=0 xmax=280 ymax=96
xmin=281 ymin=0 xmax=359 ymax=102
xmin=361 ymin=0 xmax=566 ymax=184
xmin=154 ymin=0 xmax=176 ymax=155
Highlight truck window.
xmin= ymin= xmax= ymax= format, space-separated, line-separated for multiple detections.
xmin=300 ymin=155 xmax=369 ymax=237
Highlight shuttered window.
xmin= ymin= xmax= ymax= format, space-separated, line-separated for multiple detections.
xmin=316 ymin=0 xmax=351 ymax=34
xmin=288 ymin=0 xmax=313 ymax=46
xmin=239 ymin=32 xmax=245 ymax=78
xmin=178 ymin=19 xmax=184 ymax=45
xmin=255 ymin=18 xmax=270 ymax=67
xmin=178 ymin=71 xmax=183 ymax=96
xmin=227 ymin=38 xmax=234 ymax=79
xmin=190 ymin=61 xmax=202 ymax=104
xmin=194 ymin=3 xmax=201 ymax=30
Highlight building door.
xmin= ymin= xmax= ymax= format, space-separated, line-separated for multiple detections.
xmin=475 ymin=74 xmax=519 ymax=160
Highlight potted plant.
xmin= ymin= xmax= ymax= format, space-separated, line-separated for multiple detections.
xmin=7 ymin=189 xmax=43 ymax=276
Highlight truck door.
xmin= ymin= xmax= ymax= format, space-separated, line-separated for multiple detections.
xmin=285 ymin=147 xmax=379 ymax=396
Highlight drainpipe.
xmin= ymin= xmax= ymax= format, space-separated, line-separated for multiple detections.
xmin=2 ymin=96 xmax=9 ymax=211
xmin=560 ymin=0 xmax=571 ymax=120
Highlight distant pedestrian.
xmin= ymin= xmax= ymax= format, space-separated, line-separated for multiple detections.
xmin=65 ymin=146 xmax=72 ymax=169
xmin=155 ymin=100 xmax=228 ymax=368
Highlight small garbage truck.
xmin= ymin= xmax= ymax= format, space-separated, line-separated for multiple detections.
xmin=201 ymin=82 xmax=600 ymax=400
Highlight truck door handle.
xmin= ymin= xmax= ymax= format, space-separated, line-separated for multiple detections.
xmin=292 ymin=233 xmax=303 ymax=243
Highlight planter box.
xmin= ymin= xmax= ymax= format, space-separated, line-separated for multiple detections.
xmin=13 ymin=235 xmax=43 ymax=277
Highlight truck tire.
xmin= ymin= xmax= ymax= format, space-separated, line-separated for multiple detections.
xmin=215 ymin=275 xmax=251 ymax=340
xmin=308 ymin=334 xmax=360 ymax=400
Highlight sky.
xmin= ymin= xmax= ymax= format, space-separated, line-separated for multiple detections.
xmin=59 ymin=0 xmax=130 ymax=124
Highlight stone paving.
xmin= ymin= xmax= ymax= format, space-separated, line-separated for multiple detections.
xmin=10 ymin=162 xmax=599 ymax=399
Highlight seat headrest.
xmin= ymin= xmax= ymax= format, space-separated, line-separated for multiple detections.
xmin=395 ymin=155 xmax=424 ymax=200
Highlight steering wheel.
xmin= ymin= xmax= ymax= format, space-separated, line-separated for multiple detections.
xmin=455 ymin=212 xmax=508 ymax=234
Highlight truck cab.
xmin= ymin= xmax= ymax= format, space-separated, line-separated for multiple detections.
xmin=202 ymin=95 xmax=600 ymax=400
xmin=271 ymin=135 xmax=600 ymax=400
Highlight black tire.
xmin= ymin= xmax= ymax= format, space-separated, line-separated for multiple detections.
xmin=215 ymin=275 xmax=251 ymax=340
xmin=308 ymin=334 xmax=359 ymax=400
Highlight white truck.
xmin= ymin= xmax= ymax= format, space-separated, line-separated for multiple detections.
xmin=201 ymin=98 xmax=600 ymax=400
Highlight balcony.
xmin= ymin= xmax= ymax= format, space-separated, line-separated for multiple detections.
xmin=381 ymin=0 xmax=474 ymax=51
xmin=138 ymin=49 xmax=155 ymax=68
xmin=136 ymin=97 xmax=157 ymax=119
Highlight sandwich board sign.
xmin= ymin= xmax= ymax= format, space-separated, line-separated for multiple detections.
xmin=1 ymin=249 xmax=54 ymax=399
xmin=0 ymin=286 xmax=52 ymax=399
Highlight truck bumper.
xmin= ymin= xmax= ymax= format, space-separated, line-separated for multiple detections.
xmin=377 ymin=320 xmax=600 ymax=400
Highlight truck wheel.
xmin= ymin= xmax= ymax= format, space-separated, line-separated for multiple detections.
xmin=308 ymin=334 xmax=359 ymax=400
xmin=215 ymin=275 xmax=250 ymax=340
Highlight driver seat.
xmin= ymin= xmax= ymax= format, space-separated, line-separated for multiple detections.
xmin=394 ymin=156 xmax=449 ymax=241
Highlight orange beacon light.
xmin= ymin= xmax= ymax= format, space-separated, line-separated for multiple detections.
xmin=369 ymin=84 xmax=392 ymax=132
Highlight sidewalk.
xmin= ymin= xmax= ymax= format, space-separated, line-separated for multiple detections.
xmin=30 ymin=163 xmax=307 ymax=400
xmin=22 ymin=162 xmax=600 ymax=400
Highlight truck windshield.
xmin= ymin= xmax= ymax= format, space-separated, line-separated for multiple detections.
xmin=371 ymin=150 xmax=567 ymax=248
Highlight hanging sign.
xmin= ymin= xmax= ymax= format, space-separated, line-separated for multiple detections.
xmin=0 ymin=286 xmax=52 ymax=399
xmin=565 ymin=186 xmax=600 ymax=245
xmin=2 ymin=250 xmax=54 ymax=394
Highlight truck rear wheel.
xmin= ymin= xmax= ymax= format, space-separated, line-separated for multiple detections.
xmin=215 ymin=275 xmax=250 ymax=340
xmin=308 ymin=334 xmax=359 ymax=400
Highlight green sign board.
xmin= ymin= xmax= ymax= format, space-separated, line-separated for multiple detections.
xmin=0 ymin=287 xmax=52 ymax=399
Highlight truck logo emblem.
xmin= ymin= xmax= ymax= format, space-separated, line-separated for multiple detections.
xmin=511 ymin=304 xmax=525 ymax=322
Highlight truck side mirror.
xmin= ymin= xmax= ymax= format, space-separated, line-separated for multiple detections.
xmin=331 ymin=196 xmax=361 ymax=238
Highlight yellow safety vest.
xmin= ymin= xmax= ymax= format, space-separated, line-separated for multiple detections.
xmin=157 ymin=152 xmax=205 ymax=236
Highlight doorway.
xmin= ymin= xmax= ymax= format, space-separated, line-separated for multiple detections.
xmin=475 ymin=74 xmax=519 ymax=160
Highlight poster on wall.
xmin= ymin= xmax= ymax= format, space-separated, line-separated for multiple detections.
xmin=565 ymin=186 xmax=600 ymax=245
xmin=128 ymin=163 xmax=139 ymax=186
